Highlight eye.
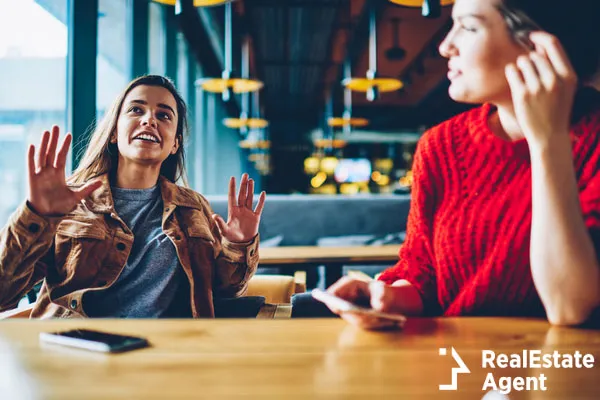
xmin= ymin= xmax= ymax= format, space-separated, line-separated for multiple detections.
xmin=158 ymin=112 xmax=172 ymax=121
xmin=128 ymin=106 xmax=143 ymax=114
xmin=459 ymin=24 xmax=477 ymax=33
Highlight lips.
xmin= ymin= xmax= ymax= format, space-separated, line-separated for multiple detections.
xmin=132 ymin=130 xmax=161 ymax=144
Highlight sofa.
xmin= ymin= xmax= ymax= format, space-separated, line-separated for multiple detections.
xmin=206 ymin=194 xmax=412 ymax=289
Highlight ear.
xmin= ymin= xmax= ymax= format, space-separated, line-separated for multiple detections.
xmin=170 ymin=135 xmax=180 ymax=155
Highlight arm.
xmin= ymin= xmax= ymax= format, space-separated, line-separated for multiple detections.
xmin=505 ymin=32 xmax=600 ymax=325
xmin=203 ymin=174 xmax=265 ymax=298
xmin=376 ymin=133 xmax=440 ymax=316
xmin=0 ymin=202 xmax=58 ymax=310
xmin=1 ymin=126 xmax=100 ymax=310
xmin=530 ymin=138 xmax=600 ymax=325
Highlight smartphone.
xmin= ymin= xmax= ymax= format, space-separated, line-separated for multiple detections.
xmin=39 ymin=329 xmax=150 ymax=353
xmin=311 ymin=289 xmax=407 ymax=325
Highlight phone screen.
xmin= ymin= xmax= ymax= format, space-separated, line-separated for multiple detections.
xmin=40 ymin=329 xmax=149 ymax=353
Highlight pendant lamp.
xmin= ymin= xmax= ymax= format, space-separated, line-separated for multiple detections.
xmin=343 ymin=7 xmax=402 ymax=101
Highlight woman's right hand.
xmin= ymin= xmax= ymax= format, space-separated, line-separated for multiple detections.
xmin=27 ymin=126 xmax=102 ymax=216
xmin=323 ymin=277 xmax=409 ymax=330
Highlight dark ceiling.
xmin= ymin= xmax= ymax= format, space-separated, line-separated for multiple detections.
xmin=183 ymin=0 xmax=473 ymax=140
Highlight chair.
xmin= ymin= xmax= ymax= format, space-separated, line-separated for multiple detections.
xmin=246 ymin=271 xmax=306 ymax=304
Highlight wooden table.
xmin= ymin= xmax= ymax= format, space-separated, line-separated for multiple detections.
xmin=259 ymin=245 xmax=400 ymax=286
xmin=1 ymin=318 xmax=599 ymax=399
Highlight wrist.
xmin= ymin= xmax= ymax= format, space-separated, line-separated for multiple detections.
xmin=528 ymin=133 xmax=572 ymax=157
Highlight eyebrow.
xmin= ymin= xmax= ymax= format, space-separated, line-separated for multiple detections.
xmin=129 ymin=99 xmax=176 ymax=116
xmin=454 ymin=14 xmax=487 ymax=22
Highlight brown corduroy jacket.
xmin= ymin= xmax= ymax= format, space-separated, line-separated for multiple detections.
xmin=0 ymin=174 xmax=259 ymax=318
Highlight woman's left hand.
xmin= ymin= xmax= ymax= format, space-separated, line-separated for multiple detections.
xmin=212 ymin=173 xmax=266 ymax=243
xmin=505 ymin=31 xmax=578 ymax=148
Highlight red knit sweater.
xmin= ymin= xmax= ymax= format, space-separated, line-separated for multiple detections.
xmin=378 ymin=90 xmax=600 ymax=317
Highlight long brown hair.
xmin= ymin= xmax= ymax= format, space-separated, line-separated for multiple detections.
xmin=69 ymin=75 xmax=189 ymax=186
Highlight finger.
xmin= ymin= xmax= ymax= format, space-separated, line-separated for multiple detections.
xmin=254 ymin=191 xmax=266 ymax=215
xmin=516 ymin=54 xmax=542 ymax=93
xmin=505 ymin=63 xmax=526 ymax=97
xmin=73 ymin=180 xmax=103 ymax=201
xmin=27 ymin=145 xmax=36 ymax=179
xmin=529 ymin=51 xmax=557 ymax=91
xmin=368 ymin=280 xmax=396 ymax=313
xmin=212 ymin=214 xmax=228 ymax=235
xmin=46 ymin=126 xmax=60 ymax=169
xmin=228 ymin=176 xmax=236 ymax=211
xmin=237 ymin=173 xmax=248 ymax=209
xmin=529 ymin=32 xmax=575 ymax=78
xmin=246 ymin=179 xmax=254 ymax=209
xmin=55 ymin=133 xmax=72 ymax=169
xmin=327 ymin=277 xmax=369 ymax=302
xmin=37 ymin=130 xmax=50 ymax=170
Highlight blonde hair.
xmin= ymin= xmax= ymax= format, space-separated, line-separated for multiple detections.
xmin=69 ymin=75 xmax=189 ymax=186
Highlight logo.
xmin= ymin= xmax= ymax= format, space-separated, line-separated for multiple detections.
xmin=439 ymin=347 xmax=471 ymax=390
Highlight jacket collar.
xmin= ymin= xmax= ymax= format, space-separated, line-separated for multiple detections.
xmin=83 ymin=173 xmax=201 ymax=213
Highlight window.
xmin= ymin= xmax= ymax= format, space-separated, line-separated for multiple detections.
xmin=0 ymin=0 xmax=67 ymax=226
xmin=97 ymin=0 xmax=128 ymax=118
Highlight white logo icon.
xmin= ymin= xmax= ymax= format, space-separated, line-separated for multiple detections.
xmin=439 ymin=347 xmax=471 ymax=390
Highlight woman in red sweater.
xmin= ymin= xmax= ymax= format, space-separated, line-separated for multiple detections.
xmin=321 ymin=0 xmax=600 ymax=328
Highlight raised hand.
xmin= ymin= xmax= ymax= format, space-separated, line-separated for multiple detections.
xmin=27 ymin=126 xmax=102 ymax=216
xmin=504 ymin=31 xmax=578 ymax=148
xmin=212 ymin=173 xmax=266 ymax=243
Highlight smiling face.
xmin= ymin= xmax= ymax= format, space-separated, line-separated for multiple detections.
xmin=112 ymin=84 xmax=180 ymax=169
xmin=438 ymin=0 xmax=527 ymax=105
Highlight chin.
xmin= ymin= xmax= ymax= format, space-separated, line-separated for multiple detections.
xmin=449 ymin=84 xmax=486 ymax=105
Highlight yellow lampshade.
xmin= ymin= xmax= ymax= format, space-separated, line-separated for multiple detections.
xmin=343 ymin=77 xmax=403 ymax=93
xmin=388 ymin=0 xmax=454 ymax=6
xmin=327 ymin=117 xmax=369 ymax=128
xmin=239 ymin=140 xmax=270 ymax=149
xmin=304 ymin=157 xmax=320 ymax=174
xmin=320 ymin=157 xmax=339 ymax=175
xmin=198 ymin=78 xmax=263 ymax=94
xmin=153 ymin=0 xmax=233 ymax=6
xmin=314 ymin=139 xmax=347 ymax=149
xmin=224 ymin=118 xmax=269 ymax=129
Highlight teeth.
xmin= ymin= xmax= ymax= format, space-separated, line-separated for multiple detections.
xmin=136 ymin=134 xmax=159 ymax=143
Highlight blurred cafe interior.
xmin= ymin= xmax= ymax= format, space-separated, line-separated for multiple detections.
xmin=0 ymin=0 xmax=484 ymax=290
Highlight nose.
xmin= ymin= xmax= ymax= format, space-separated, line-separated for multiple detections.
xmin=438 ymin=29 xmax=457 ymax=59
xmin=141 ymin=113 xmax=157 ymax=128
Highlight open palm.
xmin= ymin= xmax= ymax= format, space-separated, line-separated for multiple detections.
xmin=27 ymin=126 xmax=102 ymax=216
xmin=212 ymin=173 xmax=266 ymax=243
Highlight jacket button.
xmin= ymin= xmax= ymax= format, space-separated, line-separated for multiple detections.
xmin=28 ymin=223 xmax=40 ymax=233
xmin=165 ymin=207 xmax=169 ymax=212
xmin=116 ymin=242 xmax=126 ymax=251
xmin=70 ymin=299 xmax=78 ymax=309
xmin=249 ymin=249 xmax=255 ymax=256
xmin=175 ymin=235 xmax=181 ymax=241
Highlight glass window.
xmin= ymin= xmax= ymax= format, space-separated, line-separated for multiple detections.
xmin=0 ymin=0 xmax=68 ymax=226
xmin=97 ymin=0 xmax=128 ymax=118
xmin=149 ymin=2 xmax=166 ymax=76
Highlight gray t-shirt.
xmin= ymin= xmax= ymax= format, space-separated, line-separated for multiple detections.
xmin=84 ymin=185 xmax=191 ymax=318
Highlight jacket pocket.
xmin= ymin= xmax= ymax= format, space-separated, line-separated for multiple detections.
xmin=51 ymin=218 xmax=108 ymax=286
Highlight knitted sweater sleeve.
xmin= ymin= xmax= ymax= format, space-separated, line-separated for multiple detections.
xmin=377 ymin=131 xmax=441 ymax=315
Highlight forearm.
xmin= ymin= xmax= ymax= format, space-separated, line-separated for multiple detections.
xmin=0 ymin=202 xmax=58 ymax=309
xmin=213 ymin=235 xmax=259 ymax=297
xmin=530 ymin=137 xmax=600 ymax=325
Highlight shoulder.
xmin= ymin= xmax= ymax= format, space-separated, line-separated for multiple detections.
xmin=418 ymin=105 xmax=485 ymax=149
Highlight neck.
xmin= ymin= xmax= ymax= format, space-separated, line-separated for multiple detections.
xmin=491 ymin=101 xmax=525 ymax=142
xmin=114 ymin=159 xmax=161 ymax=189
